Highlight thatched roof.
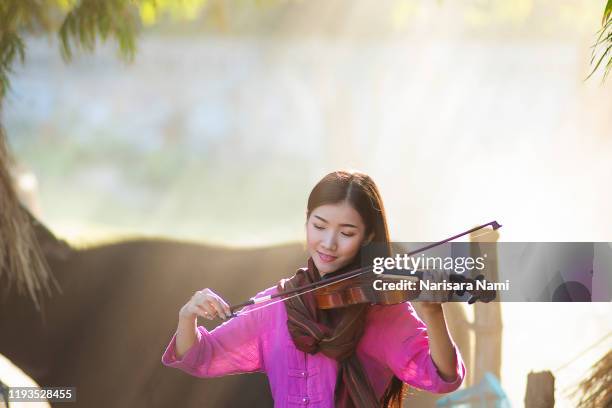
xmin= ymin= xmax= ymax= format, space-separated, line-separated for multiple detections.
xmin=0 ymin=128 xmax=54 ymax=311
xmin=574 ymin=349 xmax=612 ymax=408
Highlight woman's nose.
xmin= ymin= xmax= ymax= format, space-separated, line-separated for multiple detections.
xmin=321 ymin=233 xmax=337 ymax=251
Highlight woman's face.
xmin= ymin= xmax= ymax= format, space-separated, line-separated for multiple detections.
xmin=306 ymin=201 xmax=371 ymax=276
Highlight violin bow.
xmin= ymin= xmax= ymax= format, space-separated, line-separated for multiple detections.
xmin=228 ymin=220 xmax=502 ymax=318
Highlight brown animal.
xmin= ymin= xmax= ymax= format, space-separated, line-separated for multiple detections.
xmin=0 ymin=213 xmax=470 ymax=407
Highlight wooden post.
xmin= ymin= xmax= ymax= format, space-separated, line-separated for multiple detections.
xmin=524 ymin=371 xmax=555 ymax=408
xmin=470 ymin=228 xmax=502 ymax=385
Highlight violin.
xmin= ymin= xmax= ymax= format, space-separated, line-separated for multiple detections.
xmin=314 ymin=269 xmax=497 ymax=309
xmin=228 ymin=221 xmax=501 ymax=318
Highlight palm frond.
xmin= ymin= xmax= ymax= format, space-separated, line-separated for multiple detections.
xmin=588 ymin=0 xmax=612 ymax=80
xmin=1 ymin=0 xmax=144 ymax=101
xmin=573 ymin=350 xmax=612 ymax=408
xmin=0 ymin=128 xmax=59 ymax=311
xmin=0 ymin=31 xmax=26 ymax=99
xmin=603 ymin=0 xmax=612 ymax=26
xmin=58 ymin=0 xmax=140 ymax=62
xmin=0 ymin=0 xmax=49 ymax=99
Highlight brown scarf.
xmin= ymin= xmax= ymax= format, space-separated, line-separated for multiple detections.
xmin=278 ymin=257 xmax=380 ymax=408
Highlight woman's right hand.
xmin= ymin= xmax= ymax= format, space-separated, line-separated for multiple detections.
xmin=179 ymin=288 xmax=232 ymax=321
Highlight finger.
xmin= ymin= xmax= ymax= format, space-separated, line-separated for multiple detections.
xmin=194 ymin=294 xmax=216 ymax=314
xmin=194 ymin=303 xmax=212 ymax=319
xmin=192 ymin=304 xmax=213 ymax=320
xmin=193 ymin=289 xmax=206 ymax=301
xmin=207 ymin=299 xmax=228 ymax=320
xmin=215 ymin=296 xmax=232 ymax=317
xmin=195 ymin=290 xmax=227 ymax=320
xmin=202 ymin=291 xmax=230 ymax=318
xmin=195 ymin=288 xmax=214 ymax=303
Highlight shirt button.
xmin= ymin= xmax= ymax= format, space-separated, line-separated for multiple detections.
xmin=302 ymin=397 xmax=309 ymax=404
xmin=301 ymin=371 xmax=307 ymax=378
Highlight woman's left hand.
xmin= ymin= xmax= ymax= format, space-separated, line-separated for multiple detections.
xmin=411 ymin=301 xmax=459 ymax=382
xmin=412 ymin=301 xmax=444 ymax=321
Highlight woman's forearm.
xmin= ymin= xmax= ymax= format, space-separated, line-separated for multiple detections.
xmin=420 ymin=305 xmax=458 ymax=382
xmin=175 ymin=315 xmax=198 ymax=359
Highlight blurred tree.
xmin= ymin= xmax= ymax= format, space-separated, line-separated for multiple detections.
xmin=0 ymin=0 xmax=611 ymax=309
xmin=0 ymin=0 xmax=142 ymax=99
xmin=0 ymin=0 xmax=265 ymax=308
xmin=0 ymin=0 xmax=143 ymax=309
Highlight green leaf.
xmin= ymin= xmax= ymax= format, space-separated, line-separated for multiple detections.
xmin=587 ymin=43 xmax=612 ymax=80
xmin=0 ymin=31 xmax=26 ymax=98
xmin=588 ymin=1 xmax=612 ymax=81
xmin=55 ymin=0 xmax=141 ymax=64
xmin=603 ymin=0 xmax=612 ymax=25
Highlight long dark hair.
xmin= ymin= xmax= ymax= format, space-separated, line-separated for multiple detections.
xmin=306 ymin=170 xmax=406 ymax=408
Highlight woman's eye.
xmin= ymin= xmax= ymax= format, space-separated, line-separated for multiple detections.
xmin=313 ymin=224 xmax=324 ymax=230
xmin=341 ymin=232 xmax=355 ymax=237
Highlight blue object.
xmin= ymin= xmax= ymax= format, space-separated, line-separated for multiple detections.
xmin=436 ymin=372 xmax=511 ymax=408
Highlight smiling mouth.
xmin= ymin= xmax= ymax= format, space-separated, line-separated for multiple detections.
xmin=317 ymin=251 xmax=338 ymax=263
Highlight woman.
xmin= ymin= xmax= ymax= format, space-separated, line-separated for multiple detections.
xmin=162 ymin=170 xmax=465 ymax=407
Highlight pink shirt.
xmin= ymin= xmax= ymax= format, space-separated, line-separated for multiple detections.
xmin=162 ymin=286 xmax=465 ymax=407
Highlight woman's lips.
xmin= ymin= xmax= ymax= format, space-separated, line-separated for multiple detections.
xmin=317 ymin=251 xmax=338 ymax=263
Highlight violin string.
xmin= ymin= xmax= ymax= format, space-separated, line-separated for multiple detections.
xmin=233 ymin=270 xmax=371 ymax=317
xmin=233 ymin=221 xmax=501 ymax=318
xmin=233 ymin=268 xmax=373 ymax=317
